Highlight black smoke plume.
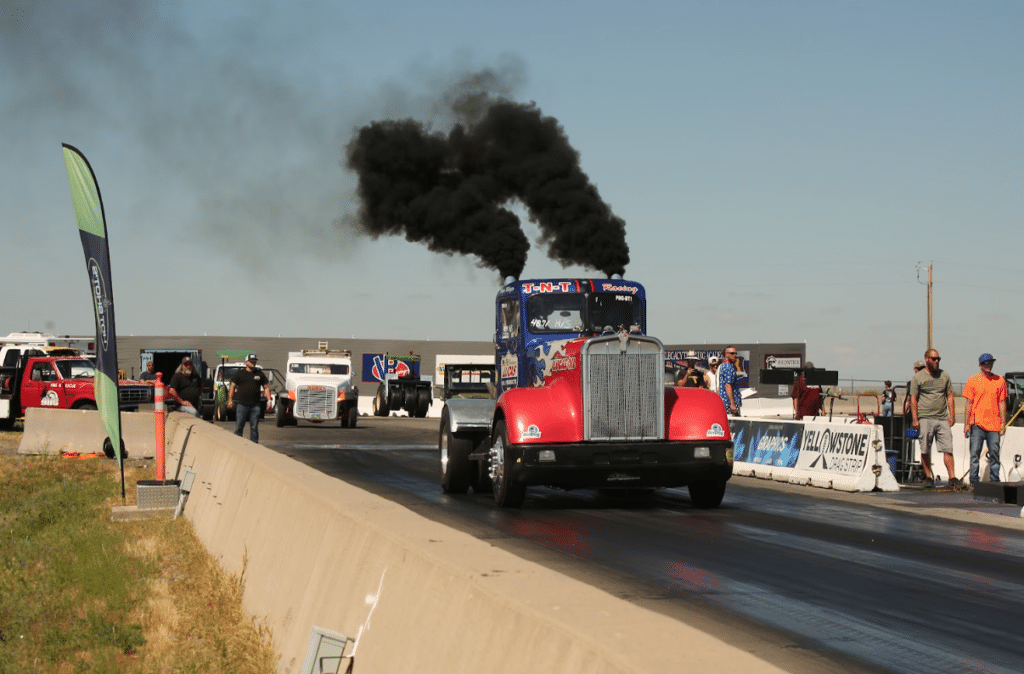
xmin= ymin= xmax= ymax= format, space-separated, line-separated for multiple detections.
xmin=346 ymin=98 xmax=629 ymax=279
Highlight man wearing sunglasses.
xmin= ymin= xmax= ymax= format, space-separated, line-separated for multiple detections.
xmin=910 ymin=349 xmax=957 ymax=488
xmin=718 ymin=347 xmax=742 ymax=416
xmin=961 ymin=353 xmax=1006 ymax=486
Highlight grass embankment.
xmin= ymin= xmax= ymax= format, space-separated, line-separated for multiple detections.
xmin=0 ymin=429 xmax=277 ymax=674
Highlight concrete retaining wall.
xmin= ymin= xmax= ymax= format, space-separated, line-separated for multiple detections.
xmin=20 ymin=408 xmax=785 ymax=674
xmin=18 ymin=408 xmax=160 ymax=457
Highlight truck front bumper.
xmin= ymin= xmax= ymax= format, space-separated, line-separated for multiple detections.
xmin=506 ymin=440 xmax=733 ymax=490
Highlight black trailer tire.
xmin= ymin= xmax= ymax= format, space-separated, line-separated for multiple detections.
xmin=348 ymin=405 xmax=358 ymax=428
xmin=688 ymin=480 xmax=727 ymax=509
xmin=439 ymin=410 xmax=472 ymax=494
xmin=415 ymin=388 xmax=431 ymax=418
xmin=490 ymin=420 xmax=525 ymax=508
xmin=202 ymin=405 xmax=214 ymax=422
xmin=275 ymin=400 xmax=287 ymax=427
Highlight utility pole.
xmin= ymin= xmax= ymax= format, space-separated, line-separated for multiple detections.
xmin=927 ymin=263 xmax=933 ymax=351
xmin=917 ymin=262 xmax=934 ymax=351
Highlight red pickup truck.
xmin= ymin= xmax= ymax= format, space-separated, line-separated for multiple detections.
xmin=0 ymin=353 xmax=152 ymax=429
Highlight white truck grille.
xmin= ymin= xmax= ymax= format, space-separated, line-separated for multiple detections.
xmin=582 ymin=335 xmax=664 ymax=441
xmin=296 ymin=384 xmax=337 ymax=419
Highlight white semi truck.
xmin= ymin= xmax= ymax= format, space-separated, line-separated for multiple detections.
xmin=276 ymin=348 xmax=359 ymax=427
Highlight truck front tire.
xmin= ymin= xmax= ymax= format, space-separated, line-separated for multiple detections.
xmin=439 ymin=410 xmax=472 ymax=494
xmin=490 ymin=420 xmax=525 ymax=508
xmin=276 ymin=400 xmax=287 ymax=427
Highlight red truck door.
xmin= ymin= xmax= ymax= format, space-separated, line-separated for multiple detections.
xmin=21 ymin=361 xmax=66 ymax=410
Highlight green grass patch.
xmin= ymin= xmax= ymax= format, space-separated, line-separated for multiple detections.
xmin=0 ymin=455 xmax=276 ymax=673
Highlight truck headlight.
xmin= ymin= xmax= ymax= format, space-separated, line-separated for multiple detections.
xmin=538 ymin=449 xmax=556 ymax=463
xmin=694 ymin=446 xmax=711 ymax=459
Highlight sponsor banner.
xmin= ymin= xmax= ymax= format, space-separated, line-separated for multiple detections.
xmin=764 ymin=353 xmax=802 ymax=369
xmin=62 ymin=143 xmax=124 ymax=479
xmin=362 ymin=353 xmax=421 ymax=383
xmin=797 ymin=422 xmax=871 ymax=476
xmin=731 ymin=417 xmax=897 ymax=492
xmin=731 ymin=419 xmax=802 ymax=468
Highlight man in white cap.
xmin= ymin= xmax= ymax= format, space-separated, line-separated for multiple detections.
xmin=962 ymin=353 xmax=1007 ymax=485
xmin=677 ymin=350 xmax=709 ymax=388
xmin=706 ymin=356 xmax=720 ymax=394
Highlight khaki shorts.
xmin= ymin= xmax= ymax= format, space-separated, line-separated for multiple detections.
xmin=919 ymin=418 xmax=953 ymax=454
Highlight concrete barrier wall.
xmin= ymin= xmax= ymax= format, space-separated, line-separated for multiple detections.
xmin=19 ymin=408 xmax=161 ymax=457
xmin=20 ymin=409 xmax=786 ymax=674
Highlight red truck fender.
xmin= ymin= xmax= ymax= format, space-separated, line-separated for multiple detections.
xmin=665 ymin=387 xmax=732 ymax=442
xmin=494 ymin=378 xmax=583 ymax=444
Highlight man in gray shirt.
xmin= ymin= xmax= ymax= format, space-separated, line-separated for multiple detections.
xmin=910 ymin=348 xmax=957 ymax=488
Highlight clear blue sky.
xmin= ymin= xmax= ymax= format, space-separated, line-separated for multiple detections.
xmin=1 ymin=0 xmax=1020 ymax=385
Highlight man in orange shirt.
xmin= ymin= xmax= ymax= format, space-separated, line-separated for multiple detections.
xmin=962 ymin=353 xmax=1007 ymax=485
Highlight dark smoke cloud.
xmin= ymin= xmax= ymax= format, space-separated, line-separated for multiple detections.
xmin=346 ymin=91 xmax=629 ymax=279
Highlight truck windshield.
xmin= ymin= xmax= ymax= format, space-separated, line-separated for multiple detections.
xmin=526 ymin=294 xmax=584 ymax=334
xmin=55 ymin=359 xmax=96 ymax=380
xmin=586 ymin=293 xmax=644 ymax=333
xmin=289 ymin=363 xmax=349 ymax=375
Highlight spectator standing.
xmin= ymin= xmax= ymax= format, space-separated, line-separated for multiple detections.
xmin=706 ymin=356 xmax=720 ymax=395
xmin=139 ymin=360 xmax=157 ymax=383
xmin=881 ymin=380 xmax=896 ymax=417
xmin=679 ymin=350 xmax=710 ymax=388
xmin=791 ymin=362 xmax=822 ymax=420
xmin=228 ymin=354 xmax=272 ymax=443
xmin=910 ymin=349 xmax=957 ymax=488
xmin=962 ymin=353 xmax=1007 ymax=485
xmin=718 ymin=346 xmax=742 ymax=416
xmin=168 ymin=356 xmax=203 ymax=417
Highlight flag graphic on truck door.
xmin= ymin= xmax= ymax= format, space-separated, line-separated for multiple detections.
xmin=61 ymin=143 xmax=126 ymax=498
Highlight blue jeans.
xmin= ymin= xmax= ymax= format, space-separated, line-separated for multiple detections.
xmin=881 ymin=401 xmax=893 ymax=417
xmin=234 ymin=403 xmax=262 ymax=443
xmin=969 ymin=426 xmax=1001 ymax=483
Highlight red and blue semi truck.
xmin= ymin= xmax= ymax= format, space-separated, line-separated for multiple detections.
xmin=438 ymin=277 xmax=734 ymax=508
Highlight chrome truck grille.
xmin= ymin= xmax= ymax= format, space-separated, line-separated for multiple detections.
xmin=582 ymin=335 xmax=665 ymax=441
xmin=296 ymin=384 xmax=337 ymax=419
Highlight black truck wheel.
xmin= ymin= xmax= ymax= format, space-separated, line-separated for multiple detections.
xmin=275 ymin=400 xmax=287 ymax=427
xmin=688 ymin=480 xmax=727 ymax=509
xmin=490 ymin=420 xmax=525 ymax=507
xmin=415 ymin=388 xmax=431 ymax=418
xmin=439 ymin=410 xmax=472 ymax=494
xmin=347 ymin=405 xmax=358 ymax=428
xmin=373 ymin=385 xmax=390 ymax=417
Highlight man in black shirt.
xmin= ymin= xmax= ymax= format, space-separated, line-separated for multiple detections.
xmin=228 ymin=353 xmax=272 ymax=443
xmin=168 ymin=356 xmax=203 ymax=417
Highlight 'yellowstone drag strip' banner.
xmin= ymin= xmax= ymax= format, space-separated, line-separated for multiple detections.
xmin=62 ymin=143 xmax=126 ymax=499
xmin=731 ymin=417 xmax=898 ymax=492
